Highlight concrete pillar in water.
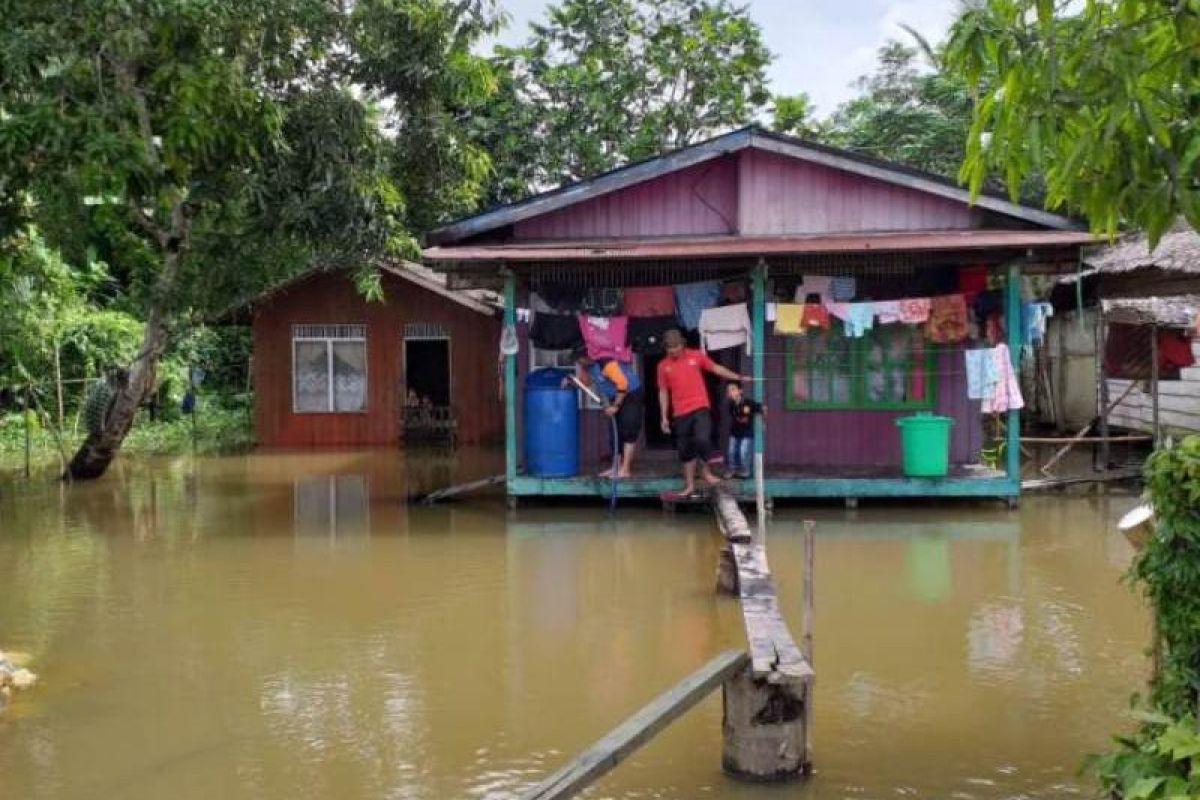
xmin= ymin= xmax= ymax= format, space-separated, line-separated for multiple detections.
xmin=721 ymin=665 xmax=809 ymax=780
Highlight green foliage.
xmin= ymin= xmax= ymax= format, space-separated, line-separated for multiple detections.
xmin=944 ymin=0 xmax=1200 ymax=243
xmin=1136 ymin=436 xmax=1200 ymax=716
xmin=770 ymin=94 xmax=823 ymax=139
xmin=472 ymin=0 xmax=771 ymax=202
xmin=0 ymin=0 xmax=500 ymax=317
xmin=0 ymin=400 xmax=254 ymax=469
xmin=1090 ymin=712 xmax=1200 ymax=800
xmin=824 ymin=41 xmax=976 ymax=180
xmin=1092 ymin=435 xmax=1200 ymax=797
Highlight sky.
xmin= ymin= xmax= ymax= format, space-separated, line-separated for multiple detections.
xmin=490 ymin=0 xmax=963 ymax=114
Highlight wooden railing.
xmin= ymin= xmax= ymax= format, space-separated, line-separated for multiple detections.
xmin=402 ymin=404 xmax=457 ymax=445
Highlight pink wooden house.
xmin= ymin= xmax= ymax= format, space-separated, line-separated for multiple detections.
xmin=424 ymin=126 xmax=1095 ymax=504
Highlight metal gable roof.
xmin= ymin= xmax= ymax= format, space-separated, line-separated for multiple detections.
xmin=427 ymin=126 xmax=1081 ymax=245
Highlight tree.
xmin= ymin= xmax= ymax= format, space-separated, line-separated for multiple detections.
xmin=474 ymin=0 xmax=772 ymax=201
xmin=0 ymin=0 xmax=499 ymax=479
xmin=944 ymin=0 xmax=1200 ymax=243
xmin=825 ymin=41 xmax=974 ymax=179
xmin=770 ymin=93 xmax=823 ymax=139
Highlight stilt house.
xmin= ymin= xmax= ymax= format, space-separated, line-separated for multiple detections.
xmin=423 ymin=127 xmax=1095 ymax=502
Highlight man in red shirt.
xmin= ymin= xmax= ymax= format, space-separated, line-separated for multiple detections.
xmin=657 ymin=329 xmax=752 ymax=497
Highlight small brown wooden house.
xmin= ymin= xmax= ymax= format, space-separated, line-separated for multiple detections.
xmin=232 ymin=262 xmax=503 ymax=447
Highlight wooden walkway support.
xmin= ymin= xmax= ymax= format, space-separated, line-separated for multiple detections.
xmin=410 ymin=474 xmax=504 ymax=505
xmin=713 ymin=489 xmax=814 ymax=780
xmin=519 ymin=650 xmax=750 ymax=800
xmin=517 ymin=489 xmax=814 ymax=799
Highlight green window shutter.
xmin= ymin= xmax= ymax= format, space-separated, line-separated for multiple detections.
xmin=785 ymin=323 xmax=937 ymax=411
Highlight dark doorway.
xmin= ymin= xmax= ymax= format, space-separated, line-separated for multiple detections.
xmin=405 ymin=338 xmax=450 ymax=406
xmin=641 ymin=353 xmax=672 ymax=449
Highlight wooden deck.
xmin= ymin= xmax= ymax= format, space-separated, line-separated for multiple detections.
xmin=508 ymin=463 xmax=1014 ymax=500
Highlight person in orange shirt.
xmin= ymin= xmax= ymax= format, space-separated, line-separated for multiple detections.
xmin=657 ymin=329 xmax=751 ymax=497
xmin=571 ymin=349 xmax=643 ymax=478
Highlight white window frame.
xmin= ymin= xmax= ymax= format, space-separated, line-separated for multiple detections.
xmin=291 ymin=324 xmax=368 ymax=414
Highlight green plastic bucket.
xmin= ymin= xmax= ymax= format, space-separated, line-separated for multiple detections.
xmin=896 ymin=414 xmax=955 ymax=477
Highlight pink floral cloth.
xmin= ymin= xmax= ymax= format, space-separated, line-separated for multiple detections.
xmin=578 ymin=314 xmax=632 ymax=362
xmin=982 ymin=344 xmax=1024 ymax=413
xmin=899 ymin=297 xmax=932 ymax=323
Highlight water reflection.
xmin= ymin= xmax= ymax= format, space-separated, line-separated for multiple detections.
xmin=293 ymin=474 xmax=370 ymax=540
xmin=0 ymin=452 xmax=1151 ymax=800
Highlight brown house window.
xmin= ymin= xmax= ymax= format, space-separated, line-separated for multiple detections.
xmin=292 ymin=324 xmax=368 ymax=413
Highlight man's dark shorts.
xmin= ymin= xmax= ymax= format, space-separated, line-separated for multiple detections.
xmin=615 ymin=390 xmax=643 ymax=445
xmin=673 ymin=407 xmax=712 ymax=463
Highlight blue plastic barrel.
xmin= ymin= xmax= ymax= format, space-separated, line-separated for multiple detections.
xmin=524 ymin=368 xmax=579 ymax=477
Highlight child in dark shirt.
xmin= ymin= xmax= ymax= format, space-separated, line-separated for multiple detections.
xmin=725 ymin=381 xmax=764 ymax=478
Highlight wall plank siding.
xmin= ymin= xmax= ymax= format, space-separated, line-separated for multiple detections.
xmin=252 ymin=271 xmax=502 ymax=447
xmin=513 ymin=158 xmax=739 ymax=240
xmin=737 ymin=149 xmax=981 ymax=235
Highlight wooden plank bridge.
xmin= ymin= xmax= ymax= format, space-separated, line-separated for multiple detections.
xmin=519 ymin=488 xmax=815 ymax=799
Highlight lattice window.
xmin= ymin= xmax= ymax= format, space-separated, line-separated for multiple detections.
xmin=786 ymin=323 xmax=935 ymax=411
xmin=292 ymin=324 xmax=367 ymax=413
xmin=404 ymin=322 xmax=448 ymax=338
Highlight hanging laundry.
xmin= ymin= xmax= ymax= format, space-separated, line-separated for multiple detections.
xmin=537 ymin=283 xmax=585 ymax=312
xmin=958 ymin=265 xmax=989 ymax=294
xmin=845 ymin=303 xmax=876 ymax=338
xmin=1022 ymin=301 xmax=1054 ymax=346
xmin=824 ymin=301 xmax=851 ymax=322
xmin=964 ymin=349 xmax=999 ymax=400
xmin=899 ymin=297 xmax=932 ymax=324
xmin=719 ymin=281 xmax=748 ymax=304
xmin=530 ymin=311 xmax=582 ymax=350
xmin=984 ymin=313 xmax=1005 ymax=346
xmin=628 ymin=315 xmax=677 ymax=355
xmin=674 ymin=281 xmax=721 ymax=330
xmin=623 ymin=285 xmax=676 ymax=317
xmin=801 ymin=303 xmax=830 ymax=330
xmin=774 ymin=303 xmax=806 ymax=335
xmin=1159 ymin=329 xmax=1196 ymax=370
xmin=982 ymin=344 xmax=1024 ymax=413
xmin=530 ymin=291 xmax=555 ymax=315
xmin=972 ymin=290 xmax=1003 ymax=320
xmin=830 ymin=276 xmax=857 ymax=302
xmin=578 ymin=314 xmax=631 ymax=362
xmin=874 ymin=300 xmax=902 ymax=325
xmin=926 ymin=295 xmax=970 ymax=343
xmin=500 ymin=324 xmax=519 ymax=357
xmin=580 ymin=287 xmax=623 ymax=317
xmin=699 ymin=303 xmax=752 ymax=354
xmin=793 ymin=275 xmax=833 ymax=303
xmin=516 ymin=308 xmax=531 ymax=323
xmin=766 ymin=303 xmax=777 ymax=322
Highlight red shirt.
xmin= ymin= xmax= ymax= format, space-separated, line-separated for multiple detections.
xmin=657 ymin=349 xmax=716 ymax=418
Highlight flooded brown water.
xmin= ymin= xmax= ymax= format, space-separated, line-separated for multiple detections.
xmin=0 ymin=448 xmax=1149 ymax=799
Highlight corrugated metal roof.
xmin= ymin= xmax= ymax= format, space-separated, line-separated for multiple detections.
xmin=427 ymin=126 xmax=1082 ymax=245
xmin=215 ymin=260 xmax=501 ymax=324
xmin=423 ymin=230 xmax=1098 ymax=263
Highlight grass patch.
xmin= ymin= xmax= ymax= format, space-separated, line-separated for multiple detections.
xmin=0 ymin=400 xmax=255 ymax=476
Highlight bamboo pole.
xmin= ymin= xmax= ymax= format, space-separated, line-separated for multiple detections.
xmin=22 ymin=388 xmax=31 ymax=478
xmin=53 ymin=339 xmax=64 ymax=432
xmin=802 ymin=519 xmax=815 ymax=770
xmin=755 ymin=453 xmax=766 ymax=545
xmin=1098 ymin=309 xmax=1111 ymax=471
xmin=1151 ymin=323 xmax=1160 ymax=448
xmin=1040 ymin=379 xmax=1138 ymax=477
